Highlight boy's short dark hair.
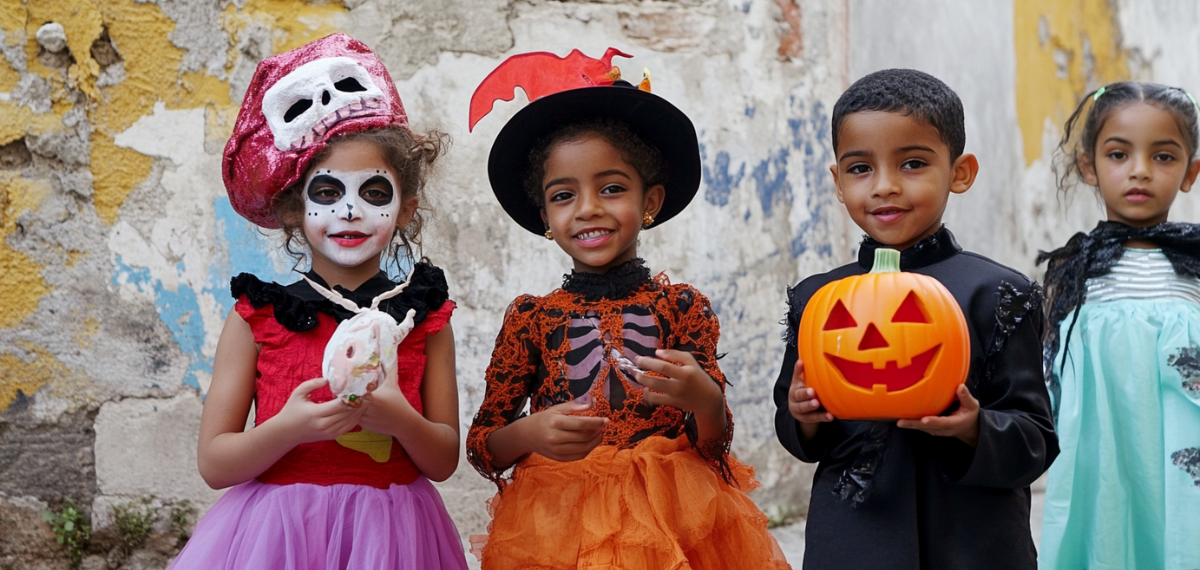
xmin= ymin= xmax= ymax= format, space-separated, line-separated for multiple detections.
xmin=831 ymin=69 xmax=966 ymax=161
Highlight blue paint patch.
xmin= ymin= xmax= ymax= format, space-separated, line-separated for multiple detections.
xmin=701 ymin=145 xmax=745 ymax=207
xmin=785 ymin=101 xmax=838 ymax=259
xmin=744 ymin=105 xmax=756 ymax=118
xmin=215 ymin=197 xmax=294 ymax=288
xmin=751 ymin=148 xmax=790 ymax=218
xmin=741 ymin=1 xmax=752 ymax=13
xmin=111 ymin=257 xmax=210 ymax=389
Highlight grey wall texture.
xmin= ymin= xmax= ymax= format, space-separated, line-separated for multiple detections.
xmin=1 ymin=0 xmax=1198 ymax=567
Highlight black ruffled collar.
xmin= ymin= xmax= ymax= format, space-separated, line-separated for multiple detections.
xmin=1038 ymin=220 xmax=1200 ymax=330
xmin=231 ymin=260 xmax=450 ymax=332
xmin=561 ymin=257 xmax=654 ymax=302
xmin=857 ymin=226 xmax=961 ymax=271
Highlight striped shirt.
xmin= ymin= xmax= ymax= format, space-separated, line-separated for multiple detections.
xmin=1085 ymin=248 xmax=1200 ymax=305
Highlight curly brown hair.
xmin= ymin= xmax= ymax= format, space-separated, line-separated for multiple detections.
xmin=272 ymin=126 xmax=449 ymax=272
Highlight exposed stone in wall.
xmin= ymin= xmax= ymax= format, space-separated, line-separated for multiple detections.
xmin=0 ymin=407 xmax=98 ymax=505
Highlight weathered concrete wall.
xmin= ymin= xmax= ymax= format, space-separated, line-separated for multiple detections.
xmin=1 ymin=0 xmax=1198 ymax=566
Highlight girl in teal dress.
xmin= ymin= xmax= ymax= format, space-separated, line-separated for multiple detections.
xmin=1039 ymin=82 xmax=1200 ymax=569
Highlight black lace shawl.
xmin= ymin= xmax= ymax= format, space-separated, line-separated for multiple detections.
xmin=560 ymin=257 xmax=655 ymax=302
xmin=1037 ymin=221 xmax=1200 ymax=409
xmin=231 ymin=260 xmax=450 ymax=332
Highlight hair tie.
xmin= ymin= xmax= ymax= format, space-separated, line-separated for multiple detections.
xmin=1187 ymin=91 xmax=1199 ymax=110
xmin=1092 ymin=86 xmax=1107 ymax=101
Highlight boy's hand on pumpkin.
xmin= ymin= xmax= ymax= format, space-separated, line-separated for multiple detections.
xmin=788 ymin=359 xmax=835 ymax=424
xmin=522 ymin=399 xmax=609 ymax=462
xmin=896 ymin=384 xmax=980 ymax=447
xmin=635 ymin=349 xmax=725 ymax=419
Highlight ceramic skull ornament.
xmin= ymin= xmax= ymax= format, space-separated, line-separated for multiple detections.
xmin=303 ymin=274 xmax=417 ymax=406
xmin=223 ymin=33 xmax=409 ymax=229
xmin=798 ymin=248 xmax=969 ymax=420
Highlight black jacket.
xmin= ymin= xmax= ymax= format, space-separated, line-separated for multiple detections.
xmin=774 ymin=228 xmax=1058 ymax=570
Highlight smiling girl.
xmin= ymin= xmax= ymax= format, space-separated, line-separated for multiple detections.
xmin=1039 ymin=82 xmax=1200 ymax=569
xmin=170 ymin=35 xmax=467 ymax=569
xmin=463 ymin=50 xmax=789 ymax=569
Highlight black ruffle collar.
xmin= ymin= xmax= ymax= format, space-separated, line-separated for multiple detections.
xmin=231 ymin=260 xmax=450 ymax=332
xmin=857 ymin=226 xmax=961 ymax=271
xmin=561 ymin=257 xmax=654 ymax=302
xmin=1038 ymin=220 xmax=1200 ymax=329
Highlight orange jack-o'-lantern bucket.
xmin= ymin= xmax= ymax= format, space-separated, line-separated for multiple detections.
xmin=798 ymin=248 xmax=969 ymax=420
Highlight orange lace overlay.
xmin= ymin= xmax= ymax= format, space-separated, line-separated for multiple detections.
xmin=466 ymin=277 xmax=735 ymax=488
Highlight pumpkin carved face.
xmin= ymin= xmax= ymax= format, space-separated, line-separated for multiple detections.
xmin=798 ymin=248 xmax=969 ymax=420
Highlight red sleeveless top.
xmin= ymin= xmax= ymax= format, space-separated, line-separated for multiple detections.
xmin=232 ymin=266 xmax=453 ymax=488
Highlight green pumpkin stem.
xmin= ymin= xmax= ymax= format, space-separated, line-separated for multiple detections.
xmin=870 ymin=248 xmax=901 ymax=274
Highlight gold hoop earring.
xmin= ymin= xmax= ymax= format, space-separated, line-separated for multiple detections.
xmin=544 ymin=228 xmax=553 ymax=240
xmin=642 ymin=212 xmax=655 ymax=228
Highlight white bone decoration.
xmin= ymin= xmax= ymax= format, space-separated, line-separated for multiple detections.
xmin=302 ymin=275 xmax=417 ymax=406
xmin=262 ymin=56 xmax=386 ymax=151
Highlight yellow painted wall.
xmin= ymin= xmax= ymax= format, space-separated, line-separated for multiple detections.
xmin=1013 ymin=0 xmax=1129 ymax=166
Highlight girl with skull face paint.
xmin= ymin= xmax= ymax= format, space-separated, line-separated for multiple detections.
xmin=463 ymin=50 xmax=791 ymax=569
xmin=170 ymin=35 xmax=469 ymax=570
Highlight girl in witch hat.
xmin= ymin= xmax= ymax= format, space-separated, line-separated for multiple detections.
xmin=465 ymin=48 xmax=791 ymax=569
xmin=171 ymin=34 xmax=468 ymax=570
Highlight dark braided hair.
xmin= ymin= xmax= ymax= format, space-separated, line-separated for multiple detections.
xmin=1056 ymin=81 xmax=1200 ymax=194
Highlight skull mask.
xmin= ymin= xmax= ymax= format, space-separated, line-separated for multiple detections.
xmin=262 ymin=57 xmax=386 ymax=151
xmin=223 ymin=33 xmax=409 ymax=229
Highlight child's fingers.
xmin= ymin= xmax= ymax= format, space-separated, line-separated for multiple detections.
xmin=552 ymin=414 xmax=608 ymax=434
xmin=955 ymin=384 xmax=980 ymax=411
xmin=635 ymin=355 xmax=686 ymax=379
xmin=790 ymin=360 xmax=806 ymax=385
xmin=789 ymin=395 xmax=833 ymax=423
xmin=653 ymin=349 xmax=697 ymax=367
xmin=897 ymin=415 xmax=960 ymax=434
xmin=290 ymin=377 xmax=329 ymax=401
xmin=547 ymin=399 xmax=593 ymax=415
xmin=634 ymin=372 xmax=678 ymax=397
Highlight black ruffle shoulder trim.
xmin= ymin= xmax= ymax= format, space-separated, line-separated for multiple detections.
xmin=231 ymin=260 xmax=450 ymax=332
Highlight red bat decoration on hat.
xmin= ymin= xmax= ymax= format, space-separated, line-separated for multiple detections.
xmin=468 ymin=47 xmax=633 ymax=131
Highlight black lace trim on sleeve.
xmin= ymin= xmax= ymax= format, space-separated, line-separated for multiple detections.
xmin=231 ymin=260 xmax=450 ymax=332
xmin=781 ymin=284 xmax=802 ymax=347
xmin=987 ymin=281 xmax=1044 ymax=365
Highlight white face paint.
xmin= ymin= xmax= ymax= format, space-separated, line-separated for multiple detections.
xmin=303 ymin=168 xmax=401 ymax=269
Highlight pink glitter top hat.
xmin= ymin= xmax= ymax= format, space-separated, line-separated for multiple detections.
xmin=223 ymin=33 xmax=409 ymax=229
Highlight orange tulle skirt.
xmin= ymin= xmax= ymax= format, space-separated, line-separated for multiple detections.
xmin=471 ymin=436 xmax=791 ymax=570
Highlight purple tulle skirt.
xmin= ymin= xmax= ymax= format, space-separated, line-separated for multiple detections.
xmin=169 ymin=477 xmax=468 ymax=570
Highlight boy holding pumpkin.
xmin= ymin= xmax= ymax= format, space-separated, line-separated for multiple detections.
xmin=773 ymin=69 xmax=1057 ymax=570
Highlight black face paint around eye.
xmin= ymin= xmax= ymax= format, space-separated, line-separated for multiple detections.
xmin=358 ymin=175 xmax=395 ymax=207
xmin=307 ymin=174 xmax=346 ymax=205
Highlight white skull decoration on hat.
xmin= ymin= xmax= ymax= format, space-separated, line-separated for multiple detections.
xmin=262 ymin=57 xmax=387 ymax=151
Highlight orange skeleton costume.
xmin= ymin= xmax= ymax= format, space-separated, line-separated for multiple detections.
xmin=464 ymin=49 xmax=790 ymax=569
xmin=466 ymin=262 xmax=733 ymax=481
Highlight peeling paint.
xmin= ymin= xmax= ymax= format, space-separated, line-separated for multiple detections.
xmin=0 ymin=341 xmax=68 ymax=411
xmin=0 ymin=172 xmax=50 ymax=328
xmin=1014 ymin=0 xmax=1129 ymax=166
xmin=90 ymin=131 xmax=153 ymax=224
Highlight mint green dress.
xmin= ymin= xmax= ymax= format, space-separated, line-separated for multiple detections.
xmin=1040 ymin=249 xmax=1200 ymax=570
